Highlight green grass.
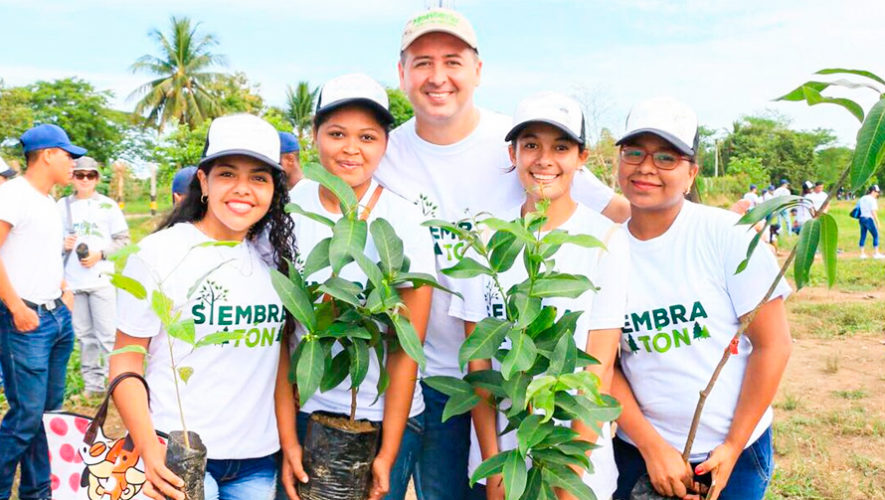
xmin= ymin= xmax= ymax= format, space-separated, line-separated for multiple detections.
xmin=788 ymin=300 xmax=885 ymax=338
xmin=833 ymin=389 xmax=868 ymax=400
xmin=122 ymin=194 xmax=174 ymax=215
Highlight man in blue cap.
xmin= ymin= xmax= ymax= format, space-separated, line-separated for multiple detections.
xmin=0 ymin=124 xmax=84 ymax=499
xmin=171 ymin=165 xmax=198 ymax=205
xmin=279 ymin=131 xmax=302 ymax=189
xmin=773 ymin=178 xmax=792 ymax=233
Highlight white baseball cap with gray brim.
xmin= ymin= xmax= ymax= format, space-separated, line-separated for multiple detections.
xmin=616 ymin=96 xmax=699 ymax=157
xmin=315 ymin=73 xmax=394 ymax=125
xmin=505 ymin=92 xmax=586 ymax=146
xmin=199 ymin=114 xmax=281 ymax=170
xmin=74 ymin=156 xmax=100 ymax=172
xmin=401 ymin=8 xmax=478 ymax=52
xmin=0 ymin=157 xmax=16 ymax=179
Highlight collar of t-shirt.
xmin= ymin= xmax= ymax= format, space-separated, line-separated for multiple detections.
xmin=625 ymin=201 xmax=694 ymax=252
xmin=402 ymin=108 xmax=493 ymax=156
xmin=310 ymin=178 xmax=380 ymax=218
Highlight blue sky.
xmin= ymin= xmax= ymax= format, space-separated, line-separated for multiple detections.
xmin=1 ymin=0 xmax=883 ymax=147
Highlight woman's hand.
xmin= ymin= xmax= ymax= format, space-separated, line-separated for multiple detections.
xmin=368 ymin=455 xmax=393 ymax=500
xmin=639 ymin=440 xmax=694 ymax=498
xmin=693 ymin=441 xmax=742 ymax=500
xmin=485 ymin=474 xmax=505 ymax=500
xmin=280 ymin=444 xmax=309 ymax=500
xmin=140 ymin=443 xmax=184 ymax=500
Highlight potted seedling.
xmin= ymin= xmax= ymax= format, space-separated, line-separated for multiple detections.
xmin=108 ymin=241 xmax=246 ymax=500
xmin=422 ymin=202 xmax=622 ymax=500
xmin=271 ymin=163 xmax=452 ymax=499
xmin=630 ymin=68 xmax=885 ymax=500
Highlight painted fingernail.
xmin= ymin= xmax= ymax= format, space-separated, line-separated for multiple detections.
xmin=694 ymin=465 xmax=703 ymax=474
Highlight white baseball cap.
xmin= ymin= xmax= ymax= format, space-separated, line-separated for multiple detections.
xmin=505 ymin=92 xmax=586 ymax=145
xmin=74 ymin=156 xmax=100 ymax=172
xmin=199 ymin=114 xmax=281 ymax=170
xmin=401 ymin=8 xmax=478 ymax=52
xmin=0 ymin=157 xmax=15 ymax=179
xmin=617 ymin=96 xmax=699 ymax=157
xmin=315 ymin=73 xmax=394 ymax=125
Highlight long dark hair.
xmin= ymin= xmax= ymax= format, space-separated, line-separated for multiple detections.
xmin=158 ymin=159 xmax=296 ymax=274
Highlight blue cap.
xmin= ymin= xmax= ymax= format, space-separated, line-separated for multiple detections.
xmin=20 ymin=124 xmax=86 ymax=158
xmin=749 ymin=184 xmax=757 ymax=190
xmin=172 ymin=166 xmax=198 ymax=195
xmin=767 ymin=185 xmax=775 ymax=191
xmin=279 ymin=132 xmax=300 ymax=153
xmin=780 ymin=178 xmax=789 ymax=185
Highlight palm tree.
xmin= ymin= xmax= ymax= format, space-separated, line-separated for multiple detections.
xmin=286 ymin=81 xmax=319 ymax=140
xmin=129 ymin=16 xmax=228 ymax=131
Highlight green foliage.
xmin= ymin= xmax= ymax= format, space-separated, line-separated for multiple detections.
xmin=130 ymin=15 xmax=228 ymax=131
xmin=386 ymin=88 xmax=414 ymax=128
xmin=272 ymin=167 xmax=444 ymax=412
xmin=427 ymin=207 xmax=620 ymax=499
xmin=207 ymin=72 xmax=264 ymax=114
xmin=726 ymin=156 xmax=768 ymax=187
xmin=286 ymin=81 xmax=318 ymax=140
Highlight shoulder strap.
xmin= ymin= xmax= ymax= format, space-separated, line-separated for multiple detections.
xmin=63 ymin=196 xmax=75 ymax=265
xmin=359 ymin=185 xmax=384 ymax=221
xmin=84 ymin=372 xmax=149 ymax=444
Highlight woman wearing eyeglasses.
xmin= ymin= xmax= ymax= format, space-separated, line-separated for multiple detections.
xmin=609 ymin=97 xmax=792 ymax=500
xmin=56 ymin=156 xmax=130 ymax=398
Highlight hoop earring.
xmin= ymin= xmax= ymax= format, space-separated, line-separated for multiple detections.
xmin=201 ymin=194 xmax=208 ymax=204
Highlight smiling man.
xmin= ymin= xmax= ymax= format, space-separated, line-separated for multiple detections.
xmin=373 ymin=8 xmax=629 ymax=499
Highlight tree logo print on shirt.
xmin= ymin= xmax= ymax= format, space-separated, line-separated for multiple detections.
xmin=195 ymin=280 xmax=229 ymax=325
xmin=99 ymin=202 xmax=114 ymax=210
xmin=190 ymin=280 xmax=285 ymax=349
xmin=74 ymin=221 xmax=104 ymax=238
xmin=416 ymin=193 xmax=438 ymax=218
xmin=621 ymin=301 xmax=712 ymax=354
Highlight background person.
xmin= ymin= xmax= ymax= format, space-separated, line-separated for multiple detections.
xmin=0 ymin=123 xmax=83 ymax=500
xmin=772 ymin=178 xmax=792 ymax=232
xmin=171 ymin=165 xmax=198 ymax=206
xmin=0 ymin=157 xmax=16 ymax=185
xmin=610 ymin=97 xmax=792 ymax=500
xmin=279 ymin=131 xmax=302 ymax=189
xmin=110 ymin=114 xmax=296 ymax=500
xmin=857 ymin=184 xmax=882 ymax=259
xmin=741 ymin=184 xmax=760 ymax=208
xmin=57 ymin=156 xmax=130 ymax=397
xmin=807 ymin=181 xmax=828 ymax=214
xmin=373 ymin=9 xmax=629 ymax=497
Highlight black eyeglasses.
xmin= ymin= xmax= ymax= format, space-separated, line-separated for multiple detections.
xmin=620 ymin=147 xmax=691 ymax=170
xmin=73 ymin=171 xmax=99 ymax=180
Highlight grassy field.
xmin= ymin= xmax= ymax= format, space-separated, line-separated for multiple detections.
xmin=1 ymin=199 xmax=882 ymax=499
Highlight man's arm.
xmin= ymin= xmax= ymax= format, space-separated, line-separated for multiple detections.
xmin=0 ymin=221 xmax=39 ymax=331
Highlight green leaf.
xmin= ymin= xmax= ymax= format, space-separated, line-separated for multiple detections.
xmin=542 ymin=464 xmax=597 ymax=500
xmin=270 ymin=268 xmax=317 ymax=333
xmin=185 ymin=258 xmax=235 ymax=299
xmin=441 ymin=256 xmax=492 ymax=279
xmin=526 ymin=375 xmax=557 ymax=402
xmin=502 ymin=331 xmax=537 ymax=380
xmin=541 ymin=230 xmax=606 ymax=250
xmin=321 ymin=349 xmax=350 ymax=392
xmin=526 ymin=306 xmax=557 ymax=338
xmin=516 ymin=414 xmax=553 ymax=457
xmin=178 ymin=366 xmax=194 ymax=384
xmin=366 ymin=286 xmax=401 ymax=314
xmin=459 ymin=318 xmax=512 ymax=370
xmin=794 ymin=218 xmax=821 ymax=290
xmin=193 ymin=329 xmax=244 ymax=348
xmin=348 ymin=339 xmax=370 ymax=389
xmin=464 ymin=369 xmax=507 ymax=398
xmin=422 ymin=219 xmax=470 ymax=239
xmin=775 ymin=80 xmax=832 ymax=101
xmin=108 ymin=243 xmax=140 ymax=274
xmin=531 ymin=448 xmax=588 ymax=469
xmin=318 ymin=277 xmax=363 ymax=308
xmin=442 ymin=391 xmax=481 ymax=422
xmin=850 ymin=98 xmax=885 ymax=191
xmin=373 ymin=341 xmax=389 ymax=404
xmin=193 ymin=240 xmax=239 ymax=248
xmin=558 ymin=371 xmax=602 ymax=397
xmin=303 ymin=162 xmax=359 ymax=214
xmin=390 ymin=313 xmax=426 ymax=371
xmin=531 ymin=273 xmax=595 ymax=298
xmin=575 ymin=349 xmax=601 ymax=368
xmin=737 ymin=195 xmax=803 ymax=226
xmin=109 ymin=273 xmax=147 ymax=300
xmin=370 ymin=218 xmax=405 ymax=277
xmin=302 ymin=237 xmax=331 ymax=279
xmin=547 ymin=333 xmax=577 ymax=375
xmin=395 ymin=272 xmax=460 ymax=297
xmin=286 ymin=201 xmax=335 ymax=228
xmin=503 ymin=449 xmax=528 ymax=500
xmin=503 ymin=372 xmax=531 ymax=416
xmin=816 ymin=68 xmax=885 ymax=86
xmin=329 ymin=217 xmax=368 ymax=274
xmin=800 ymin=85 xmax=865 ymax=122
xmin=351 ymin=250 xmax=385 ymax=290
xmin=519 ymin=467 xmax=543 ymax=500
xmin=317 ymin=323 xmax=372 ymax=340
xmin=535 ymin=426 xmax=580 ymax=449
xmin=489 ymin=231 xmax=524 ymax=273
xmin=510 ymin=292 xmax=542 ymax=328
xmin=819 ymin=213 xmax=838 ymax=288
xmin=734 ymin=221 xmax=767 ymax=275
xmin=423 ymin=375 xmax=474 ymax=397
xmin=295 ymin=339 xmax=325 ymax=406
xmin=108 ymin=344 xmax=148 ymax=357
xmin=470 ymin=451 xmax=510 ymax=486
xmin=150 ymin=290 xmax=175 ymax=326
xmin=482 ymin=217 xmax=536 ymax=246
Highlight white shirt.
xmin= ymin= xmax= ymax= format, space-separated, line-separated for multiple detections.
xmin=618 ymin=201 xmax=791 ymax=460
xmin=772 ymin=186 xmax=791 ymax=198
xmin=289 ymin=179 xmax=436 ymax=421
xmin=806 ymin=191 xmax=828 ymax=211
xmin=858 ymin=194 xmax=877 ymax=218
xmin=0 ymin=176 xmax=64 ymax=302
xmin=448 ymin=202 xmax=629 ymax=498
xmin=374 ymin=109 xmax=615 ymax=378
xmin=57 ymin=193 xmax=128 ymax=290
xmin=741 ymin=191 xmax=761 ymax=208
xmin=117 ymin=223 xmax=283 ymax=459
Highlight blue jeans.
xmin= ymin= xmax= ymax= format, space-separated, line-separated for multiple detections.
xmin=414 ymin=382 xmax=472 ymax=500
xmin=0 ymin=302 xmax=74 ymax=500
xmin=292 ymin=411 xmax=423 ymax=500
xmin=205 ymin=454 xmax=277 ymax=500
xmin=612 ymin=427 xmax=773 ymax=500
xmin=859 ymin=217 xmax=879 ymax=248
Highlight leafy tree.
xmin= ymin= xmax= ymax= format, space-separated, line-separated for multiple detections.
xmin=0 ymin=81 xmax=34 ymax=157
xmin=585 ymin=127 xmax=617 ymax=188
xmin=726 ymin=156 xmax=769 ymax=188
xmin=130 ymin=16 xmax=228 ymax=132
xmin=386 ymin=88 xmax=413 ymax=128
xmin=262 ymin=106 xmax=294 ymax=133
xmin=285 ymin=81 xmax=318 ymax=140
xmin=207 ymin=72 xmax=264 ymax=115
xmin=813 ymin=146 xmax=854 ymax=189
xmin=153 ymin=121 xmax=211 ymax=183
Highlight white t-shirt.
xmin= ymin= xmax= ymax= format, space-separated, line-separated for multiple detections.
xmin=117 ymin=223 xmax=283 ymax=459
xmin=772 ymin=186 xmax=791 ymax=199
xmin=858 ymin=194 xmax=877 ymax=218
xmin=0 ymin=176 xmax=64 ymax=303
xmin=741 ymin=192 xmax=760 ymax=208
xmin=289 ymin=179 xmax=436 ymax=421
xmin=806 ymin=191 xmax=828 ymax=211
xmin=57 ymin=193 xmax=128 ymax=290
xmin=617 ymin=201 xmax=791 ymax=460
xmin=796 ymin=195 xmax=813 ymax=225
xmin=448 ymin=202 xmax=628 ymax=498
xmin=374 ymin=109 xmax=616 ymax=378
